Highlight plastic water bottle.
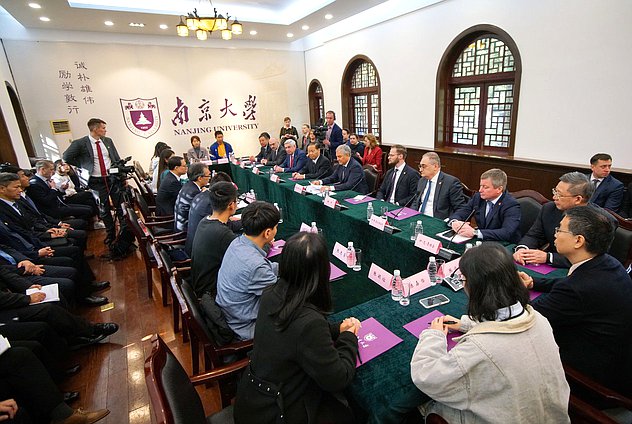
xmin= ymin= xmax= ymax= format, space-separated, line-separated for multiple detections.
xmin=391 ymin=270 xmax=403 ymax=301
xmin=411 ymin=220 xmax=423 ymax=241
xmin=427 ymin=256 xmax=438 ymax=286
xmin=310 ymin=222 xmax=318 ymax=234
xmin=366 ymin=202 xmax=374 ymax=221
xmin=465 ymin=243 xmax=474 ymax=251
xmin=249 ymin=189 xmax=256 ymax=202
xmin=274 ymin=203 xmax=283 ymax=223
xmin=346 ymin=242 xmax=356 ymax=269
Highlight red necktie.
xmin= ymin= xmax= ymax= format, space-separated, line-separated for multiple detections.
xmin=95 ymin=140 xmax=108 ymax=177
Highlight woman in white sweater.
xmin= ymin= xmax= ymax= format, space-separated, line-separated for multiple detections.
xmin=411 ymin=243 xmax=570 ymax=423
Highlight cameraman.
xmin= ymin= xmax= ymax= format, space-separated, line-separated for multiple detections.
xmin=63 ymin=118 xmax=123 ymax=245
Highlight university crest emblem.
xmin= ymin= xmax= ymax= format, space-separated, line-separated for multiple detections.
xmin=120 ymin=98 xmax=161 ymax=138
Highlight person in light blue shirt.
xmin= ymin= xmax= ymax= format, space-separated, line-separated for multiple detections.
xmin=216 ymin=201 xmax=280 ymax=340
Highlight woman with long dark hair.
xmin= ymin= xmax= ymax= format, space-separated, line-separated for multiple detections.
xmin=155 ymin=148 xmax=174 ymax=191
xmin=234 ymin=232 xmax=360 ymax=424
xmin=149 ymin=142 xmax=170 ymax=192
xmin=410 ymin=243 xmax=570 ymax=423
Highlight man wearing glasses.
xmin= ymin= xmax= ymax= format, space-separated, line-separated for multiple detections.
xmin=411 ymin=152 xmax=466 ymax=219
xmin=174 ymin=162 xmax=210 ymax=231
xmin=376 ymin=145 xmax=420 ymax=205
xmin=513 ymin=172 xmax=593 ymax=268
xmin=155 ymin=156 xmax=187 ymax=216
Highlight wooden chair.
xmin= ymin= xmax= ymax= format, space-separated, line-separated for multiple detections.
xmin=179 ymin=281 xmax=253 ymax=375
xmin=155 ymin=242 xmax=191 ymax=337
xmin=145 ymin=334 xmax=248 ymax=424
xmin=605 ymin=209 xmax=632 ymax=268
xmin=461 ymin=182 xmax=476 ymax=200
xmin=511 ymin=189 xmax=548 ymax=237
xmin=363 ymin=167 xmax=379 ymax=195
xmin=131 ymin=186 xmax=173 ymax=224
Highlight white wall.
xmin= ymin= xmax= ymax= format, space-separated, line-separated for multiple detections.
xmin=2 ymin=40 xmax=307 ymax=168
xmin=304 ymin=0 xmax=632 ymax=169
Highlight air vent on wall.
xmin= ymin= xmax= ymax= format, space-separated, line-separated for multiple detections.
xmin=50 ymin=120 xmax=71 ymax=134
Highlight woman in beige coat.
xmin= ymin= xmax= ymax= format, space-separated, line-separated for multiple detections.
xmin=411 ymin=243 xmax=570 ymax=423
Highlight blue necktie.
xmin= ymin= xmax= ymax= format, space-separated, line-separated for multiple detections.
xmin=420 ymin=180 xmax=432 ymax=213
xmin=0 ymin=249 xmax=16 ymax=265
xmin=485 ymin=201 xmax=493 ymax=217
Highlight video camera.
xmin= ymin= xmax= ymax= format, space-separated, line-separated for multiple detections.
xmin=109 ymin=156 xmax=135 ymax=176
xmin=311 ymin=118 xmax=327 ymax=142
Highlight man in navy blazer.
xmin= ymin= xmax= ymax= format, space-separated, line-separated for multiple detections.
xmin=273 ymin=140 xmax=307 ymax=174
xmin=521 ymin=205 xmax=632 ymax=392
xmin=587 ymin=153 xmax=624 ymax=213
xmin=449 ymin=168 xmax=521 ymax=243
xmin=323 ymin=111 xmax=343 ymax=158
xmin=376 ymin=145 xmax=421 ymax=206
xmin=292 ymin=143 xmax=332 ymax=180
xmin=63 ymin=118 xmax=123 ymax=244
xmin=411 ymin=152 xmax=466 ymax=219
xmin=174 ymin=163 xmax=210 ymax=231
xmin=313 ymin=144 xmax=369 ymax=194
xmin=155 ymin=156 xmax=186 ymax=216
xmin=261 ymin=138 xmax=286 ymax=167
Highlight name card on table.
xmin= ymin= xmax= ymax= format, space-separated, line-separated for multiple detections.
xmin=270 ymin=174 xmax=280 ymax=183
xmin=266 ymin=239 xmax=286 ymax=258
xmin=294 ymin=184 xmax=306 ymax=195
xmin=403 ymin=270 xmax=432 ymax=296
xmin=323 ymin=195 xmax=338 ymax=209
xmin=403 ymin=310 xmax=462 ymax=350
xmin=240 ymin=162 xmax=245 ymax=169
xmin=217 ymin=157 xmax=230 ymax=164
xmin=252 ymin=167 xmax=260 ymax=175
xmin=368 ymin=263 xmax=393 ymax=290
xmin=369 ymin=214 xmax=388 ymax=231
xmin=332 ymin=242 xmax=348 ymax=263
xmin=442 ymin=258 xmax=460 ymax=278
xmin=300 ymin=222 xmax=312 ymax=232
xmin=415 ymin=234 xmax=442 ymax=255
xmin=200 ymin=160 xmax=213 ymax=166
xmin=356 ymin=317 xmax=403 ymax=367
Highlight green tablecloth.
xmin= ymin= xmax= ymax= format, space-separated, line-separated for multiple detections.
xmin=230 ymin=162 xmax=568 ymax=423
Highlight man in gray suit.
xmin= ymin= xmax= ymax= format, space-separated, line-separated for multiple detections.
xmin=411 ymin=152 xmax=466 ymax=219
xmin=63 ymin=118 xmax=122 ymax=245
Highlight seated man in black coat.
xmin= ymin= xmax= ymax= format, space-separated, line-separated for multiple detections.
xmin=249 ymin=132 xmax=272 ymax=163
xmin=155 ymin=156 xmax=187 ymax=216
xmin=514 ymin=172 xmax=593 ymax=268
xmin=292 ymin=142 xmax=332 ymax=181
xmin=174 ymin=163 xmax=210 ymax=231
xmin=520 ymin=205 xmax=632 ymax=393
xmin=312 ymin=144 xmax=369 ymax=194
xmin=376 ymin=145 xmax=420 ymax=206
xmin=449 ymin=168 xmax=521 ymax=243
xmin=260 ymin=138 xmax=286 ymax=167
xmin=411 ymin=152 xmax=466 ymax=219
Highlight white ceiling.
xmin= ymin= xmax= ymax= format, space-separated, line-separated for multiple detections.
xmin=0 ymin=0 xmax=390 ymax=43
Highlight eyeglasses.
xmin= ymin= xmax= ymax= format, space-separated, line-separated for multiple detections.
xmin=551 ymin=188 xmax=576 ymax=198
xmin=554 ymin=227 xmax=574 ymax=235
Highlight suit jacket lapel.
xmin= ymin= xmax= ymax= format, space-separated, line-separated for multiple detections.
xmin=433 ymin=172 xmax=444 ymax=206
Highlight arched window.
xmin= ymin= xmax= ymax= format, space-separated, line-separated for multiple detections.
xmin=308 ymin=80 xmax=325 ymax=125
xmin=342 ymin=56 xmax=381 ymax=139
xmin=436 ymin=25 xmax=521 ymax=155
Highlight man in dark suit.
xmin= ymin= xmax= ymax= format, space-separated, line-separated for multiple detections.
xmin=292 ymin=143 xmax=332 ymax=180
xmin=273 ymin=140 xmax=308 ymax=174
xmin=174 ymin=163 xmax=210 ymax=231
xmin=587 ymin=153 xmax=624 ymax=213
xmin=63 ymin=118 xmax=123 ymax=244
xmin=376 ymin=145 xmax=420 ymax=206
xmin=261 ymin=138 xmax=286 ymax=167
xmin=514 ymin=172 xmax=593 ymax=268
xmin=411 ymin=152 xmax=466 ymax=219
xmin=313 ymin=144 xmax=369 ymax=194
xmin=26 ymin=160 xmax=93 ymax=223
xmin=449 ymin=168 xmax=521 ymax=243
xmin=249 ymin=132 xmax=271 ymax=163
xmin=521 ymin=205 xmax=632 ymax=392
xmin=155 ymin=156 xmax=187 ymax=216
xmin=323 ymin=110 xmax=343 ymax=158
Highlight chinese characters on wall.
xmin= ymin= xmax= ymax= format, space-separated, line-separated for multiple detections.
xmin=57 ymin=61 xmax=95 ymax=114
xmin=170 ymin=95 xmax=259 ymax=136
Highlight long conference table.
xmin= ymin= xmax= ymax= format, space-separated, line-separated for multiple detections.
xmin=227 ymin=162 xmax=566 ymax=423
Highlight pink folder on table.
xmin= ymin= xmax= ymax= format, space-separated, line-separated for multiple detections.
xmin=517 ymin=262 xmax=557 ymax=275
xmin=330 ymin=262 xmax=347 ymax=281
xmin=356 ymin=317 xmax=403 ymax=367
xmin=385 ymin=207 xmax=421 ymax=221
xmin=529 ymin=290 xmax=543 ymax=301
xmin=266 ymin=240 xmax=286 ymax=258
xmin=403 ymin=310 xmax=462 ymax=351
xmin=344 ymin=195 xmax=376 ymax=205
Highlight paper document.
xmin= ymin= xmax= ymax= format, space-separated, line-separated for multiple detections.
xmin=435 ymin=229 xmax=472 ymax=244
xmin=26 ymin=283 xmax=60 ymax=304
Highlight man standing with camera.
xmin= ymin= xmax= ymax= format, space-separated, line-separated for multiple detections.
xmin=63 ymin=118 xmax=122 ymax=246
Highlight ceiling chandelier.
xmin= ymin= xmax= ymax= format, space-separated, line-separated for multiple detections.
xmin=176 ymin=6 xmax=242 ymax=41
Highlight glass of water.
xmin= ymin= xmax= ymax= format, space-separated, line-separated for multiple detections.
xmin=399 ymin=278 xmax=410 ymax=306
xmin=353 ymin=248 xmax=362 ymax=271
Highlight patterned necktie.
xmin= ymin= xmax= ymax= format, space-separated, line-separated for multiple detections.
xmin=289 ymin=154 xmax=294 ymax=168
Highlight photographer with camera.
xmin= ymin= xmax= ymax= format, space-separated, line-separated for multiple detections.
xmin=63 ymin=118 xmax=124 ymax=246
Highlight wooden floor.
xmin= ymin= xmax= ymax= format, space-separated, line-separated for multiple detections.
xmin=58 ymin=228 xmax=219 ymax=424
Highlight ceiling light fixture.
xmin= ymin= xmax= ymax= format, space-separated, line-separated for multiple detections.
xmin=325 ymin=13 xmax=333 ymax=20
xmin=301 ymin=25 xmax=309 ymax=30
xmin=159 ymin=24 xmax=168 ymax=30
xmin=39 ymin=16 xmax=50 ymax=22
xmin=249 ymin=30 xmax=257 ymax=36
xmin=286 ymin=33 xmax=294 ymax=38
xmin=176 ymin=2 xmax=242 ymax=41
xmin=129 ymin=22 xmax=145 ymax=27
xmin=104 ymin=21 xmax=114 ymax=26
xmin=28 ymin=3 xmax=41 ymax=9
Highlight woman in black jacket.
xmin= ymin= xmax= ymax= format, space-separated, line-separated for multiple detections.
xmin=234 ymin=232 xmax=361 ymax=424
